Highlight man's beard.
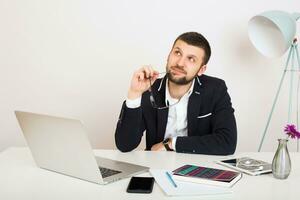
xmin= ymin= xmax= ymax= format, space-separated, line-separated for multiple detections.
xmin=166 ymin=65 xmax=196 ymax=85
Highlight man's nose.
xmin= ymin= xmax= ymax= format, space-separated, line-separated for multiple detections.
xmin=176 ymin=57 xmax=185 ymax=67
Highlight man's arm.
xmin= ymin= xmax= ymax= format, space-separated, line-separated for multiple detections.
xmin=175 ymin=81 xmax=237 ymax=155
xmin=115 ymin=101 xmax=146 ymax=152
xmin=115 ymin=66 xmax=159 ymax=152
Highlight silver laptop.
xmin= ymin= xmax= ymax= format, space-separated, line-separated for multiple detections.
xmin=15 ymin=111 xmax=149 ymax=185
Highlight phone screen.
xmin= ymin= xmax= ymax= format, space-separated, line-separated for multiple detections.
xmin=126 ymin=177 xmax=154 ymax=193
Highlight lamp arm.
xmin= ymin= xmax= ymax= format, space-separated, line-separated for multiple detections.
xmin=292 ymin=12 xmax=300 ymax=21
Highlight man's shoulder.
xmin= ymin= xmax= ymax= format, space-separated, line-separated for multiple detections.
xmin=198 ymin=74 xmax=226 ymax=88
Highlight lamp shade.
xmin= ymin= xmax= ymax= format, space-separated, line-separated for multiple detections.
xmin=248 ymin=10 xmax=300 ymax=57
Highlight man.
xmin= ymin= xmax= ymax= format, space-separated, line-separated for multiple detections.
xmin=115 ymin=32 xmax=237 ymax=155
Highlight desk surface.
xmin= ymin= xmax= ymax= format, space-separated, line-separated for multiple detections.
xmin=0 ymin=147 xmax=299 ymax=200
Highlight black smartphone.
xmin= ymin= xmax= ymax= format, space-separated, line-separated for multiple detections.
xmin=126 ymin=177 xmax=154 ymax=194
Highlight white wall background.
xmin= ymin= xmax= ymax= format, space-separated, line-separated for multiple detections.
xmin=0 ymin=0 xmax=299 ymax=152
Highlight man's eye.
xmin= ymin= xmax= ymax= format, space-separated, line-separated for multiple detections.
xmin=189 ymin=57 xmax=195 ymax=62
xmin=174 ymin=51 xmax=181 ymax=56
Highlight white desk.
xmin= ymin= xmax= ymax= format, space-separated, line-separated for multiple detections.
xmin=0 ymin=147 xmax=299 ymax=200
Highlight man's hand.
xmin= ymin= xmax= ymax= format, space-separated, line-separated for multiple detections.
xmin=127 ymin=66 xmax=159 ymax=100
xmin=151 ymin=142 xmax=166 ymax=151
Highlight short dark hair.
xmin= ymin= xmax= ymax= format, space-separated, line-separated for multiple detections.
xmin=173 ymin=32 xmax=211 ymax=65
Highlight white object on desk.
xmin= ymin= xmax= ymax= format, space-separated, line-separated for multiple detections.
xmin=150 ymin=169 xmax=232 ymax=196
xmin=1 ymin=148 xmax=300 ymax=200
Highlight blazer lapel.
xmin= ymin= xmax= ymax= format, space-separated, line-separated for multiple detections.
xmin=155 ymin=78 xmax=169 ymax=142
xmin=187 ymin=77 xmax=203 ymax=136
xmin=157 ymin=109 xmax=168 ymax=142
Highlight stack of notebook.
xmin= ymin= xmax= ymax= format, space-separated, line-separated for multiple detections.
xmin=172 ymin=164 xmax=242 ymax=188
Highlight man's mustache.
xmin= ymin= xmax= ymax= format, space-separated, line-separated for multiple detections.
xmin=170 ymin=65 xmax=187 ymax=75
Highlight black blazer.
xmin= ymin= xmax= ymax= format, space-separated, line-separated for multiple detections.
xmin=115 ymin=75 xmax=237 ymax=155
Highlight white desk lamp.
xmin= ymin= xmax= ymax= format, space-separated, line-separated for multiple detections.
xmin=248 ymin=10 xmax=300 ymax=152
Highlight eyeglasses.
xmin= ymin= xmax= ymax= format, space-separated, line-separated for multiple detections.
xmin=148 ymin=72 xmax=181 ymax=109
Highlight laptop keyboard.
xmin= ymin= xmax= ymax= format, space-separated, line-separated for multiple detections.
xmin=99 ymin=167 xmax=122 ymax=178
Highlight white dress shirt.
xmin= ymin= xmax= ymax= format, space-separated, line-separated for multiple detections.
xmin=126 ymin=79 xmax=195 ymax=151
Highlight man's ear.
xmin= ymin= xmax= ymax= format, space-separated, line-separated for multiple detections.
xmin=197 ymin=65 xmax=207 ymax=76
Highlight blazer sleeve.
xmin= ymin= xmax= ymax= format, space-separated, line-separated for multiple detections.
xmin=175 ymin=81 xmax=237 ymax=155
xmin=114 ymin=101 xmax=146 ymax=152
